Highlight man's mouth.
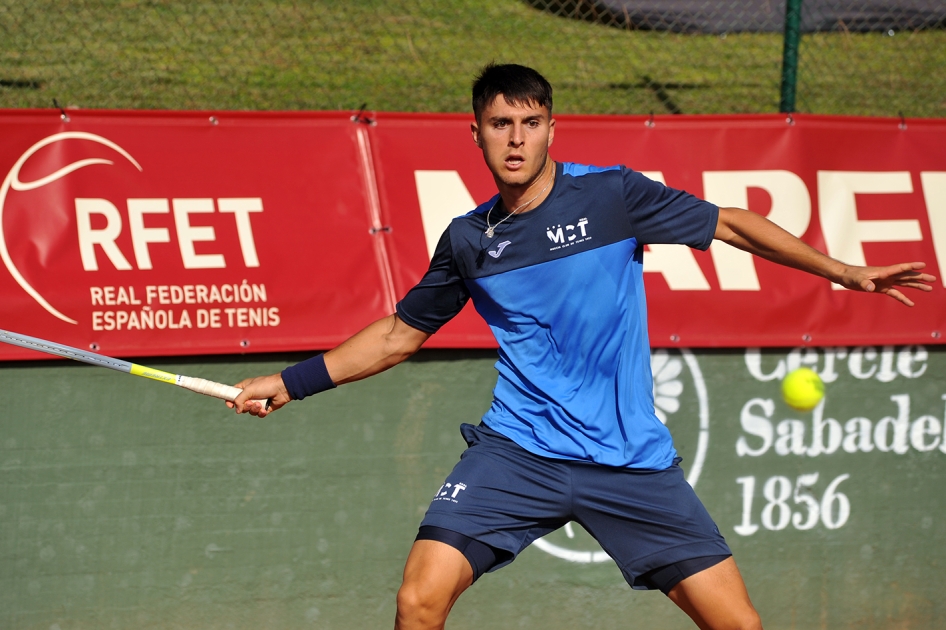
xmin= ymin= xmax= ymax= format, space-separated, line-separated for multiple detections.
xmin=505 ymin=155 xmax=525 ymax=169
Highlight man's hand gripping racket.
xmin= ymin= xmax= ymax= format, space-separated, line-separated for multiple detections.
xmin=228 ymin=373 xmax=291 ymax=417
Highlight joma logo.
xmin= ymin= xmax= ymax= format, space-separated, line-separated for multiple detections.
xmin=488 ymin=241 xmax=511 ymax=258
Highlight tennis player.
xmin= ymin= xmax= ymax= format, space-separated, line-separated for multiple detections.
xmin=231 ymin=64 xmax=934 ymax=630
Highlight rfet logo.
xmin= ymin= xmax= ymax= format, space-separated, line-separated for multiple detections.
xmin=1 ymin=133 xmax=264 ymax=324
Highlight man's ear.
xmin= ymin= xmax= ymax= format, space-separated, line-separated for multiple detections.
xmin=547 ymin=117 xmax=555 ymax=148
xmin=471 ymin=121 xmax=482 ymax=147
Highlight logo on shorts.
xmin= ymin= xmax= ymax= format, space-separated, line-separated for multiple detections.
xmin=432 ymin=482 xmax=468 ymax=504
xmin=531 ymin=348 xmax=710 ymax=564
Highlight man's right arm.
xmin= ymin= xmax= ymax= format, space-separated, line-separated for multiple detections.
xmin=232 ymin=224 xmax=467 ymax=417
xmin=324 ymin=314 xmax=431 ymax=385
xmin=230 ymin=313 xmax=430 ymax=417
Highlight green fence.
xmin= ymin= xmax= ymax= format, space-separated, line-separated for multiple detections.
xmin=1 ymin=1 xmax=944 ymax=117
xmin=3 ymin=346 xmax=945 ymax=629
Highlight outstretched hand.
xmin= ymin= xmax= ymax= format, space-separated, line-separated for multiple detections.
xmin=837 ymin=262 xmax=936 ymax=307
xmin=226 ymin=373 xmax=291 ymax=417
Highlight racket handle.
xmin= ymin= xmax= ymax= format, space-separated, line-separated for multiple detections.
xmin=178 ymin=376 xmax=272 ymax=410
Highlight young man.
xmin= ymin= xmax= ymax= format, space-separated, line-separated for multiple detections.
xmin=231 ymin=64 xmax=934 ymax=630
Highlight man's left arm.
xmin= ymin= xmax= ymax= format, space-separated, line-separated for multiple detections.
xmin=714 ymin=207 xmax=936 ymax=307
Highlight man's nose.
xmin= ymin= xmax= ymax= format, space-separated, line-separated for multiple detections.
xmin=508 ymin=123 xmax=525 ymax=146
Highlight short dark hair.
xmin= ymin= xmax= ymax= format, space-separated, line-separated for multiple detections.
xmin=472 ymin=63 xmax=553 ymax=122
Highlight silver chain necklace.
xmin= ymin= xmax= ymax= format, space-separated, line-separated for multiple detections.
xmin=485 ymin=167 xmax=555 ymax=238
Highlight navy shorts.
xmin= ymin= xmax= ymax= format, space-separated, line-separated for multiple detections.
xmin=420 ymin=423 xmax=731 ymax=589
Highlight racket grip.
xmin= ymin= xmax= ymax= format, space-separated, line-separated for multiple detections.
xmin=178 ymin=376 xmax=271 ymax=410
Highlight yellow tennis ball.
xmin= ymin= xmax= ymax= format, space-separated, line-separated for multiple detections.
xmin=781 ymin=367 xmax=825 ymax=412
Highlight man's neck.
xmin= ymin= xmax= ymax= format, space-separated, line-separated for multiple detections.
xmin=497 ymin=159 xmax=556 ymax=215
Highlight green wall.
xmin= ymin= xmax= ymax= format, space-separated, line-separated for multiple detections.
xmin=2 ymin=346 xmax=945 ymax=629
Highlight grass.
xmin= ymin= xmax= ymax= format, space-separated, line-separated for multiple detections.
xmin=0 ymin=0 xmax=942 ymax=117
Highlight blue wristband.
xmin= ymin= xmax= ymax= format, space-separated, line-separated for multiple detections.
xmin=281 ymin=354 xmax=336 ymax=401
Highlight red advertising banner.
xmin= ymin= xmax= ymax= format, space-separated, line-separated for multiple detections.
xmin=0 ymin=111 xmax=394 ymax=360
xmin=1 ymin=109 xmax=944 ymax=359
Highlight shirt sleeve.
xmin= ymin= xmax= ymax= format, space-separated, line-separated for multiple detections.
xmin=623 ymin=168 xmax=719 ymax=251
xmin=395 ymin=226 xmax=470 ymax=334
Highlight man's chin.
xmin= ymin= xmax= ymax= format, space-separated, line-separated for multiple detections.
xmin=496 ymin=171 xmax=537 ymax=189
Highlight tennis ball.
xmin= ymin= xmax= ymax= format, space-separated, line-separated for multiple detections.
xmin=781 ymin=367 xmax=825 ymax=412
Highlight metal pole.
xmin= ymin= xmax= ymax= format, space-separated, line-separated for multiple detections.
xmin=779 ymin=0 xmax=803 ymax=113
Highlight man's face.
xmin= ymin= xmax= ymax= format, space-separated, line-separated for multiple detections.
xmin=471 ymin=96 xmax=555 ymax=190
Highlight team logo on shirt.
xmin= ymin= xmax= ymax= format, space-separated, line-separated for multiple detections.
xmin=546 ymin=218 xmax=590 ymax=251
xmin=531 ymin=348 xmax=710 ymax=564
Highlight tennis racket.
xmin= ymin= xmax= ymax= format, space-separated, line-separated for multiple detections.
xmin=0 ymin=328 xmax=270 ymax=409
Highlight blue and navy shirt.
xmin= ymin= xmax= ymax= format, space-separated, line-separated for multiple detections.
xmin=397 ymin=162 xmax=718 ymax=469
